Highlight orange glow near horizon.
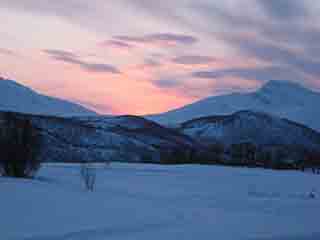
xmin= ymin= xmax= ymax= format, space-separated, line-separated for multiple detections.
xmin=0 ymin=46 xmax=268 ymax=115
xmin=1 ymin=1 xmax=319 ymax=116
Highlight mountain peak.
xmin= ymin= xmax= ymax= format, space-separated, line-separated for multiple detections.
xmin=0 ymin=77 xmax=96 ymax=117
xmin=259 ymin=80 xmax=307 ymax=93
xmin=149 ymin=79 xmax=320 ymax=131
xmin=0 ymin=77 xmax=32 ymax=91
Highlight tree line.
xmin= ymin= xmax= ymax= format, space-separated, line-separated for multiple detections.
xmin=158 ymin=142 xmax=320 ymax=173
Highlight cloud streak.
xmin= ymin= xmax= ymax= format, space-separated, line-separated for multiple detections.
xmin=113 ymin=33 xmax=198 ymax=47
xmin=172 ymin=55 xmax=218 ymax=65
xmin=44 ymin=49 xmax=121 ymax=74
xmin=2 ymin=0 xmax=320 ymax=115
xmin=194 ymin=1 xmax=320 ymax=81
xmin=256 ymin=0 xmax=308 ymax=20
xmin=101 ymin=40 xmax=133 ymax=49
xmin=153 ymin=78 xmax=182 ymax=89
xmin=0 ymin=48 xmax=17 ymax=56
xmin=193 ymin=65 xmax=307 ymax=83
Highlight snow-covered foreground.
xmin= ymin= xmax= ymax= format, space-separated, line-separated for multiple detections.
xmin=1 ymin=163 xmax=320 ymax=240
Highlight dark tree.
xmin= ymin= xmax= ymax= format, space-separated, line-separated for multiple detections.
xmin=0 ymin=113 xmax=42 ymax=178
xmin=304 ymin=150 xmax=320 ymax=174
xmin=159 ymin=148 xmax=194 ymax=164
xmin=208 ymin=143 xmax=225 ymax=163
xmin=230 ymin=142 xmax=257 ymax=166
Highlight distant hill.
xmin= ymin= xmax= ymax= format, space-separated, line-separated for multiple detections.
xmin=180 ymin=110 xmax=320 ymax=151
xmin=0 ymin=111 xmax=196 ymax=163
xmin=0 ymin=77 xmax=96 ymax=117
xmin=0 ymin=110 xmax=319 ymax=167
xmin=148 ymin=80 xmax=320 ymax=131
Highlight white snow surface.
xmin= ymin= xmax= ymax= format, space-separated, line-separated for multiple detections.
xmin=1 ymin=163 xmax=320 ymax=240
xmin=148 ymin=81 xmax=320 ymax=131
xmin=0 ymin=78 xmax=96 ymax=117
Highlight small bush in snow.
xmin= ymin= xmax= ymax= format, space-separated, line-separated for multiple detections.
xmin=80 ymin=162 xmax=96 ymax=191
xmin=308 ymin=189 xmax=316 ymax=199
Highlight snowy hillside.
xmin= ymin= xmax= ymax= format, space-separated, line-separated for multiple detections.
xmin=1 ymin=163 xmax=320 ymax=240
xmin=180 ymin=111 xmax=320 ymax=150
xmin=0 ymin=111 xmax=195 ymax=163
xmin=0 ymin=77 xmax=96 ymax=117
xmin=74 ymin=115 xmax=195 ymax=149
xmin=148 ymin=81 xmax=320 ymax=131
xmin=1 ymin=110 xmax=319 ymax=165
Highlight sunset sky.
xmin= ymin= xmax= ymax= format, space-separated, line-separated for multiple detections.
xmin=1 ymin=0 xmax=320 ymax=115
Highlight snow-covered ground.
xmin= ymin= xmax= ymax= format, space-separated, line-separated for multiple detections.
xmin=1 ymin=163 xmax=320 ymax=240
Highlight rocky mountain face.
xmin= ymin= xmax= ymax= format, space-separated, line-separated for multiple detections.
xmin=179 ymin=111 xmax=320 ymax=167
xmin=0 ymin=110 xmax=319 ymax=168
xmin=0 ymin=111 xmax=195 ymax=163
xmin=180 ymin=111 xmax=320 ymax=151
xmin=0 ymin=77 xmax=96 ymax=117
xmin=74 ymin=115 xmax=195 ymax=151
xmin=148 ymin=81 xmax=320 ymax=132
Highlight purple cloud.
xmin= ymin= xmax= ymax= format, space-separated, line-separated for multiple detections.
xmin=101 ymin=40 xmax=133 ymax=49
xmin=44 ymin=49 xmax=121 ymax=74
xmin=0 ymin=48 xmax=17 ymax=56
xmin=153 ymin=78 xmax=182 ymax=89
xmin=143 ymin=58 xmax=161 ymax=67
xmin=172 ymin=55 xmax=217 ymax=65
xmin=193 ymin=66 xmax=307 ymax=83
xmin=218 ymin=34 xmax=320 ymax=77
xmin=114 ymin=33 xmax=197 ymax=46
xmin=195 ymin=1 xmax=320 ymax=80
xmin=80 ymin=63 xmax=120 ymax=74
xmin=256 ymin=0 xmax=307 ymax=20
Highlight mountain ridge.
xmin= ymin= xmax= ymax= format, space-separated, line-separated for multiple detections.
xmin=148 ymin=80 xmax=320 ymax=131
xmin=1 ymin=109 xmax=319 ymax=167
xmin=0 ymin=110 xmax=197 ymax=163
xmin=180 ymin=110 xmax=320 ymax=152
xmin=0 ymin=77 xmax=96 ymax=117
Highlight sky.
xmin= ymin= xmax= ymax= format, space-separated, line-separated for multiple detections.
xmin=0 ymin=0 xmax=320 ymax=115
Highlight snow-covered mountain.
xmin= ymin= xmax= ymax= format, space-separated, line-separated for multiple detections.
xmin=0 ymin=77 xmax=96 ymax=117
xmin=180 ymin=110 xmax=320 ymax=151
xmin=0 ymin=111 xmax=196 ymax=163
xmin=74 ymin=115 xmax=195 ymax=149
xmin=148 ymin=81 xmax=320 ymax=131
xmin=1 ymin=110 xmax=319 ymax=166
